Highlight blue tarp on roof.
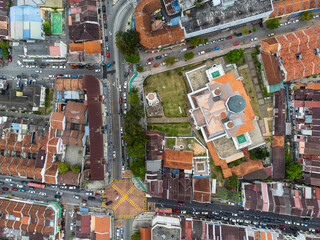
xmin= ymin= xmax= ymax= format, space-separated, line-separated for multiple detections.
xmin=11 ymin=123 xmax=20 ymax=130
xmin=85 ymin=126 xmax=89 ymax=136
xmin=172 ymin=1 xmax=181 ymax=11
xmin=305 ymin=115 xmax=312 ymax=123
xmin=170 ymin=16 xmax=180 ymax=26
xmin=80 ymin=207 xmax=89 ymax=213
xmin=289 ymin=8 xmax=320 ymax=17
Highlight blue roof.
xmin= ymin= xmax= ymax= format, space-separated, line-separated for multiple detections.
xmin=269 ymin=81 xmax=284 ymax=93
xmin=227 ymin=95 xmax=246 ymax=113
xmin=170 ymin=16 xmax=180 ymax=26
xmin=172 ymin=0 xmax=181 ymax=11
xmin=11 ymin=123 xmax=20 ymax=130
xmin=10 ymin=6 xmax=41 ymax=23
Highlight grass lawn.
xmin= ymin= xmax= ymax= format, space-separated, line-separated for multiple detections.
xmin=239 ymin=68 xmax=262 ymax=119
xmin=148 ymin=123 xmax=192 ymax=137
xmin=165 ymin=138 xmax=175 ymax=149
xmin=144 ymin=63 xmax=203 ymax=117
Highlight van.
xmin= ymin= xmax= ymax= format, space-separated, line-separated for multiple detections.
xmin=181 ymin=48 xmax=187 ymax=52
xmin=198 ymin=51 xmax=205 ymax=55
xmin=17 ymin=60 xmax=24 ymax=67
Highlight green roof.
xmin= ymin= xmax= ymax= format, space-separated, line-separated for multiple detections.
xmin=237 ymin=134 xmax=246 ymax=144
xmin=211 ymin=71 xmax=220 ymax=79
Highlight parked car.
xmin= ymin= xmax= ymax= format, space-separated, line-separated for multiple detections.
xmin=105 ymin=201 xmax=113 ymax=205
xmin=250 ymin=37 xmax=258 ymax=41
xmin=105 ymin=36 xmax=108 ymax=42
xmin=102 ymin=5 xmax=106 ymax=12
xmin=73 ymin=195 xmax=80 ymax=199
xmin=103 ymin=14 xmax=107 ymax=20
xmin=2 ymin=187 xmax=8 ymax=191
xmin=267 ymin=33 xmax=274 ymax=37
xmin=19 ymin=188 xmax=26 ymax=192
xmin=155 ymin=55 xmax=162 ymax=60
xmin=178 ymin=202 xmax=185 ymax=206
xmin=5 ymin=178 xmax=12 ymax=182
xmin=55 ymin=195 xmax=61 ymax=199
xmin=95 ymin=69 xmax=101 ymax=72
xmin=148 ymin=58 xmax=154 ymax=61
xmin=88 ymin=196 xmax=95 ymax=200
xmin=12 ymin=188 xmax=18 ymax=191
xmin=173 ymin=209 xmax=180 ymax=213
xmin=86 ymin=191 xmax=93 ymax=196
xmin=153 ymin=63 xmax=159 ymax=67
xmin=0 ymin=182 xmax=4 ymax=185
xmin=82 ymin=199 xmax=87 ymax=203
xmin=106 ymin=52 xmax=110 ymax=58
xmin=56 ymin=191 xmax=63 ymax=195
xmin=107 ymin=63 xmax=112 ymax=68
xmin=29 ymin=190 xmax=35 ymax=194
xmin=39 ymin=192 xmax=46 ymax=196
xmin=213 ymin=46 xmax=220 ymax=50
xmin=236 ymin=33 xmax=242 ymax=37
xmin=100 ymin=198 xmax=107 ymax=202
xmin=226 ymin=36 xmax=233 ymax=40
xmin=187 ymin=46 xmax=195 ymax=50
xmin=233 ymin=42 xmax=240 ymax=46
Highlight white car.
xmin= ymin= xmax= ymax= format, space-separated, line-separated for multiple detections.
xmin=123 ymin=92 xmax=126 ymax=100
xmin=35 ymin=70 xmax=42 ymax=73
xmin=181 ymin=210 xmax=186 ymax=214
xmin=5 ymin=178 xmax=12 ymax=182
xmin=285 ymin=220 xmax=292 ymax=225
xmin=69 ymin=186 xmax=76 ymax=190
xmin=124 ymin=81 xmax=127 ymax=89
xmin=85 ymin=191 xmax=93 ymax=196
xmin=113 ymin=151 xmax=116 ymax=158
xmin=250 ymin=37 xmax=258 ymax=41
xmin=29 ymin=190 xmax=35 ymax=194
xmin=60 ymin=185 xmax=67 ymax=189
xmin=52 ymin=65 xmax=58 ymax=69
xmin=122 ymin=165 xmax=125 ymax=171
xmin=120 ymin=127 xmax=123 ymax=134
xmin=49 ymin=75 xmax=54 ymax=78
xmin=17 ymin=184 xmax=24 ymax=188
xmin=287 ymin=21 xmax=292 ymax=24
xmin=160 ymin=62 xmax=166 ymax=66
xmin=73 ymin=195 xmax=80 ymax=199
xmin=293 ymin=19 xmax=299 ymax=23
xmin=145 ymin=62 xmax=152 ymax=65
xmin=232 ymin=213 xmax=238 ymax=216
xmin=124 ymin=103 xmax=127 ymax=109
xmin=280 ymin=23 xmax=284 ymax=26
xmin=56 ymin=191 xmax=63 ymax=195
xmin=95 ymin=69 xmax=101 ymax=72
xmin=59 ymin=65 xmax=66 ymax=69
xmin=197 ymin=44 xmax=203 ymax=48
xmin=161 ymin=53 xmax=168 ymax=58
xmin=39 ymin=192 xmax=46 ymax=196
xmin=198 ymin=51 xmax=205 ymax=55
xmin=313 ymin=15 xmax=319 ymax=18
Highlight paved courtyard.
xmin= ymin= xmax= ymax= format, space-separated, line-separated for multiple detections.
xmin=104 ymin=179 xmax=146 ymax=219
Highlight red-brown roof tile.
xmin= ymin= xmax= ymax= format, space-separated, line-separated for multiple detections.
xmin=164 ymin=150 xmax=193 ymax=170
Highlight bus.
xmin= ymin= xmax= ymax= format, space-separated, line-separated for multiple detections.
xmin=28 ymin=182 xmax=45 ymax=188
xmin=155 ymin=208 xmax=172 ymax=214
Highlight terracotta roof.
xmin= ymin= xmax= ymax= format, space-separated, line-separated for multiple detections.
xmin=193 ymin=178 xmax=211 ymax=202
xmin=164 ymin=150 xmax=193 ymax=170
xmin=135 ymin=0 xmax=185 ymax=49
xmin=65 ymin=101 xmax=87 ymax=124
xmin=50 ymin=112 xmax=65 ymax=131
xmin=260 ymin=38 xmax=279 ymax=53
xmin=84 ymin=41 xmax=101 ymax=53
xmin=62 ymin=130 xmax=84 ymax=146
xmin=69 ymin=43 xmax=84 ymax=52
xmin=270 ymin=0 xmax=319 ymax=17
xmin=261 ymin=51 xmax=282 ymax=86
xmin=47 ymin=137 xmax=60 ymax=154
xmin=55 ymin=78 xmax=84 ymax=91
xmin=231 ymin=160 xmax=264 ymax=177
xmin=140 ymin=227 xmax=151 ymax=240
xmin=275 ymin=27 xmax=320 ymax=82
xmin=272 ymin=136 xmax=284 ymax=148
xmin=57 ymin=171 xmax=79 ymax=185
xmin=94 ymin=216 xmax=110 ymax=240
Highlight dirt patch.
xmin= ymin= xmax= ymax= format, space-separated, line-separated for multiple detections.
xmin=176 ymin=138 xmax=206 ymax=155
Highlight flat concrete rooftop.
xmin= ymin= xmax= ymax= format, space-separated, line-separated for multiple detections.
xmin=180 ymin=0 xmax=273 ymax=37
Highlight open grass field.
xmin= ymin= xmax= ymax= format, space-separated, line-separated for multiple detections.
xmin=239 ymin=68 xmax=262 ymax=119
xmin=143 ymin=64 xmax=204 ymax=117
xmin=52 ymin=13 xmax=62 ymax=34
xmin=148 ymin=123 xmax=192 ymax=137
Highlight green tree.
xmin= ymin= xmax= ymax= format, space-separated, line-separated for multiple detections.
xmin=137 ymin=66 xmax=144 ymax=72
xmin=225 ymin=48 xmax=244 ymax=63
xmin=266 ymin=18 xmax=280 ymax=30
xmin=58 ymin=162 xmax=69 ymax=174
xmin=1 ymin=48 xmax=9 ymax=59
xmin=225 ymin=174 xmax=239 ymax=191
xmin=242 ymin=27 xmax=249 ymax=35
xmin=124 ymin=53 xmax=140 ymax=64
xmin=228 ymin=191 xmax=239 ymax=202
xmin=130 ymin=158 xmax=146 ymax=179
xmin=250 ymin=146 xmax=270 ymax=161
xmin=43 ymin=21 xmax=52 ymax=36
xmin=252 ymin=27 xmax=257 ymax=32
xmin=116 ymin=30 xmax=140 ymax=56
xmin=301 ymin=11 xmax=313 ymax=21
xmin=204 ymin=37 xmax=209 ymax=44
xmin=71 ymin=164 xmax=81 ymax=173
xmin=131 ymin=232 xmax=140 ymax=240
xmin=217 ymin=188 xmax=229 ymax=200
xmin=0 ymin=40 xmax=10 ymax=59
xmin=189 ymin=36 xmax=203 ymax=46
xmin=51 ymin=6 xmax=58 ymax=12
xmin=286 ymin=160 xmax=303 ymax=180
xmin=184 ymin=51 xmax=194 ymax=60
xmin=164 ymin=56 xmax=176 ymax=66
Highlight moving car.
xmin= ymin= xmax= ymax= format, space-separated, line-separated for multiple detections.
xmin=12 ymin=188 xmax=18 ymax=191
xmin=178 ymin=202 xmax=185 ymax=206
xmin=39 ymin=192 xmax=46 ymax=196
xmin=267 ymin=33 xmax=274 ymax=37
xmin=55 ymin=195 xmax=61 ymax=199
xmin=107 ymin=63 xmax=112 ymax=68
xmin=73 ymin=195 xmax=80 ymax=199
xmin=95 ymin=69 xmax=101 ymax=72
xmin=226 ymin=36 xmax=233 ymax=40
xmin=88 ymin=196 xmax=95 ymax=200
xmin=233 ymin=42 xmax=240 ymax=46
xmin=2 ymin=187 xmax=8 ymax=191
xmin=20 ymin=188 xmax=26 ymax=192
xmin=148 ymin=58 xmax=154 ymax=61
xmin=173 ymin=209 xmax=180 ymax=213
xmin=106 ymin=52 xmax=110 ymax=58
xmin=86 ymin=191 xmax=93 ymax=196
xmin=105 ymin=201 xmax=113 ymax=205
xmin=102 ymin=5 xmax=106 ymax=12
xmin=5 ymin=178 xmax=12 ymax=182
xmin=250 ymin=37 xmax=258 ymax=41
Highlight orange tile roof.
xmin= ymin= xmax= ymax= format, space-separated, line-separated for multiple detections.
xmin=140 ymin=227 xmax=151 ymax=240
xmin=269 ymin=0 xmax=319 ymax=17
xmin=164 ymin=150 xmax=193 ymax=170
xmin=213 ymin=72 xmax=255 ymax=136
xmin=231 ymin=159 xmax=264 ymax=177
xmin=84 ymin=41 xmax=101 ymax=53
xmin=276 ymin=27 xmax=320 ymax=82
xmin=261 ymin=51 xmax=282 ymax=86
xmin=135 ymin=0 xmax=185 ymax=49
xmin=94 ymin=216 xmax=110 ymax=240
xmin=50 ymin=112 xmax=65 ymax=130
xmin=65 ymin=101 xmax=87 ymax=124
xmin=307 ymin=82 xmax=320 ymax=89
xmin=272 ymin=136 xmax=284 ymax=148
xmin=69 ymin=43 xmax=84 ymax=52
xmin=260 ymin=38 xmax=279 ymax=54
xmin=55 ymin=78 xmax=84 ymax=91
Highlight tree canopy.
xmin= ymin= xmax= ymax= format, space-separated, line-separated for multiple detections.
xmin=58 ymin=162 xmax=69 ymax=173
xmin=115 ymin=30 xmax=140 ymax=56
xmin=228 ymin=191 xmax=239 ymax=202
xmin=43 ymin=21 xmax=52 ymax=36
xmin=286 ymin=160 xmax=303 ymax=180
xmin=225 ymin=175 xmax=239 ymax=191
xmin=0 ymin=40 xmax=9 ymax=59
xmin=266 ymin=18 xmax=280 ymax=30
xmin=250 ymin=146 xmax=270 ymax=161
xmin=129 ymin=158 xmax=146 ymax=179
xmin=242 ymin=27 xmax=249 ymax=35
xmin=225 ymin=49 xmax=244 ymax=63
xmin=164 ymin=56 xmax=177 ymax=66
xmin=136 ymin=66 xmax=144 ymax=72
xmin=301 ymin=11 xmax=313 ymax=21
xmin=71 ymin=164 xmax=81 ymax=173
xmin=123 ymin=87 xmax=147 ymax=158
xmin=124 ymin=53 xmax=140 ymax=64
xmin=189 ymin=36 xmax=203 ymax=46
xmin=131 ymin=232 xmax=140 ymax=240
xmin=217 ymin=188 xmax=229 ymax=200
xmin=184 ymin=51 xmax=194 ymax=60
